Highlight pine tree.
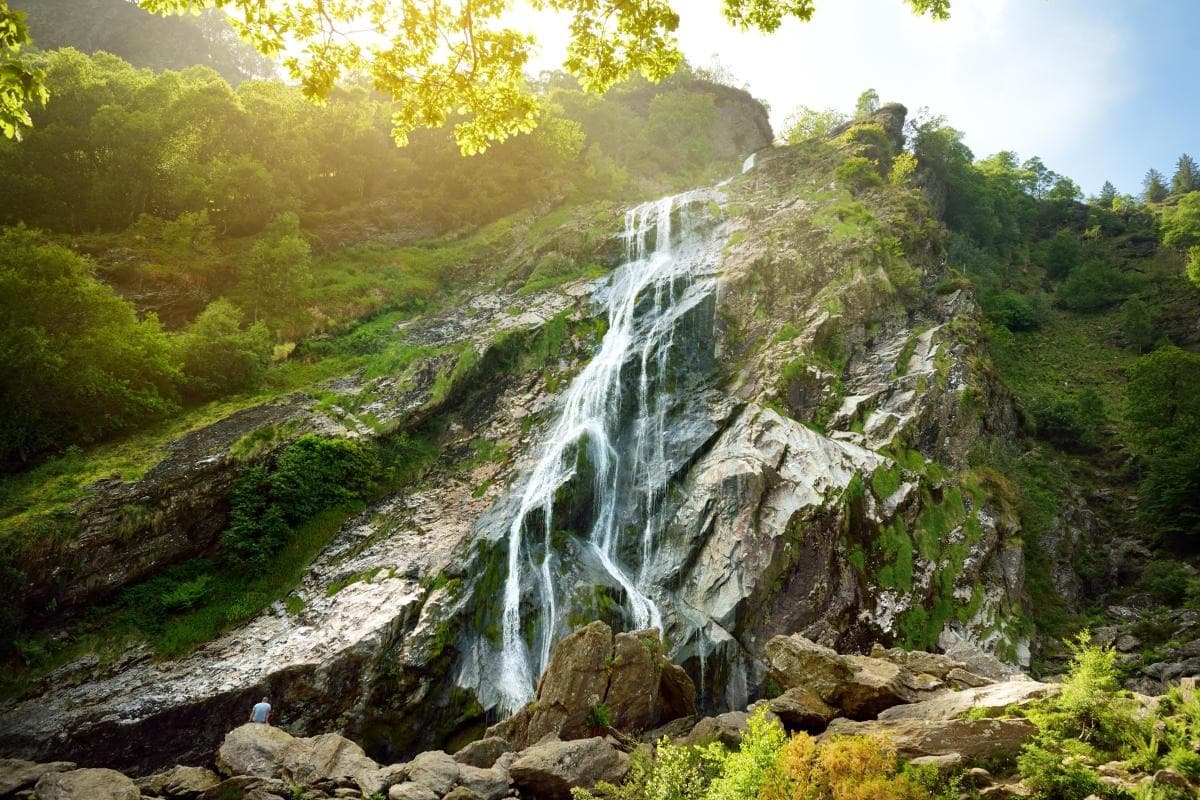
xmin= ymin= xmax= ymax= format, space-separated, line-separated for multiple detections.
xmin=1097 ymin=181 xmax=1117 ymax=208
xmin=1144 ymin=168 xmax=1169 ymax=203
xmin=1172 ymin=154 xmax=1200 ymax=195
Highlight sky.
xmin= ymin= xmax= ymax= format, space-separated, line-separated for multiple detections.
xmin=511 ymin=0 xmax=1200 ymax=198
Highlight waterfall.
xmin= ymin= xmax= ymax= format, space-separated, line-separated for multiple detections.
xmin=495 ymin=189 xmax=726 ymax=713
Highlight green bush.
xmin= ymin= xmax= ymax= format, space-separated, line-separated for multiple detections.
xmin=985 ymin=290 xmax=1041 ymax=331
xmin=1030 ymin=396 xmax=1095 ymax=450
xmin=1138 ymin=561 xmax=1192 ymax=605
xmin=1037 ymin=229 xmax=1084 ymax=279
xmin=835 ymin=156 xmax=885 ymax=192
xmin=177 ymin=300 xmax=273 ymax=402
xmin=1055 ymin=260 xmax=1130 ymax=311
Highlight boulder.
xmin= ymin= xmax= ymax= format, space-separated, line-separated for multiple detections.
xmin=443 ymin=788 xmax=482 ymax=800
xmin=455 ymin=764 xmax=511 ymax=800
xmin=657 ymin=661 xmax=698 ymax=722
xmin=768 ymin=686 xmax=836 ymax=732
xmin=135 ymin=765 xmax=221 ymax=797
xmin=453 ymin=737 xmax=512 ymax=769
xmin=876 ymin=680 xmax=1058 ymax=722
xmin=359 ymin=764 xmax=410 ymax=798
xmin=278 ymin=732 xmax=380 ymax=790
xmin=868 ymin=644 xmax=967 ymax=680
xmin=388 ymin=783 xmax=439 ymax=800
xmin=216 ymin=724 xmax=297 ymax=778
xmin=509 ymin=737 xmax=630 ymax=800
xmin=33 ymin=768 xmax=139 ymax=800
xmin=946 ymin=667 xmax=995 ymax=689
xmin=198 ymin=776 xmax=283 ymax=800
xmin=606 ymin=630 xmax=663 ymax=733
xmin=766 ymin=635 xmax=850 ymax=699
xmin=523 ymin=622 xmax=614 ymax=745
xmin=909 ymin=753 xmax=964 ymax=773
xmin=0 ymin=760 xmax=76 ymax=796
xmin=681 ymin=711 xmax=750 ymax=747
xmin=822 ymin=717 xmax=1038 ymax=760
xmin=405 ymin=751 xmax=460 ymax=796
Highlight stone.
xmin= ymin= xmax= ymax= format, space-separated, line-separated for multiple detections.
xmin=606 ymin=629 xmax=664 ymax=733
xmin=0 ymin=761 xmax=76 ymax=796
xmin=135 ymin=765 xmax=221 ymax=797
xmin=657 ymin=661 xmax=698 ymax=722
xmin=876 ymin=680 xmax=1058 ymax=722
xmin=443 ymin=789 xmax=482 ymax=800
xmin=388 ymin=783 xmax=438 ymax=800
xmin=765 ymin=635 xmax=850 ymax=699
xmin=681 ymin=712 xmax=750 ymax=748
xmin=868 ymin=645 xmax=967 ymax=680
xmin=216 ymin=724 xmax=297 ymax=778
xmin=33 ymin=768 xmax=140 ymax=800
xmin=359 ymin=764 xmax=410 ymax=799
xmin=945 ymin=668 xmax=994 ymax=689
xmin=822 ymin=717 xmax=1038 ymax=760
xmin=767 ymin=687 xmax=836 ymax=732
xmin=908 ymin=753 xmax=963 ymax=773
xmin=406 ymin=751 xmax=460 ymax=796
xmin=963 ymin=767 xmax=995 ymax=788
xmin=456 ymin=765 xmax=511 ymax=800
xmin=509 ymin=737 xmax=630 ymax=800
xmin=453 ymin=737 xmax=513 ymax=769
xmin=1152 ymin=769 xmax=1190 ymax=789
xmin=1115 ymin=634 xmax=1142 ymax=653
xmin=278 ymin=732 xmax=380 ymax=791
xmin=643 ymin=715 xmax=698 ymax=744
xmin=523 ymin=622 xmax=614 ymax=746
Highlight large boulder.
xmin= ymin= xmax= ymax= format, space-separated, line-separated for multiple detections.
xmin=216 ymin=724 xmax=297 ymax=778
xmin=523 ymin=622 xmax=614 ymax=745
xmin=768 ymin=686 xmax=837 ymax=731
xmin=388 ymin=783 xmax=439 ymax=800
xmin=455 ymin=764 xmax=511 ymax=800
xmin=279 ymin=731 xmax=380 ymax=790
xmin=489 ymin=623 xmax=698 ymax=748
xmin=681 ymin=711 xmax=750 ymax=747
xmin=766 ymin=635 xmax=943 ymax=719
xmin=509 ymin=737 xmax=630 ymax=800
xmin=135 ymin=765 xmax=221 ymax=797
xmin=605 ymin=630 xmax=663 ymax=733
xmin=822 ymin=717 xmax=1038 ymax=760
xmin=33 ymin=768 xmax=139 ymax=800
xmin=405 ymin=750 xmax=460 ymax=796
xmin=453 ymin=737 xmax=512 ymax=769
xmin=0 ymin=760 xmax=75 ymax=796
xmin=877 ymin=680 xmax=1059 ymax=722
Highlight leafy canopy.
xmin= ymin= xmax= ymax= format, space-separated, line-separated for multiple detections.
xmin=1 ymin=0 xmax=951 ymax=149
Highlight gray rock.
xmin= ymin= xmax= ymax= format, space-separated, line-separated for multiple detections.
xmin=1115 ymin=634 xmax=1141 ymax=653
xmin=877 ymin=680 xmax=1058 ymax=722
xmin=822 ymin=717 xmax=1038 ymax=760
xmin=388 ymin=783 xmax=439 ymax=800
xmin=216 ymin=724 xmax=297 ymax=779
xmin=406 ymin=751 xmax=459 ymax=796
xmin=443 ymin=788 xmax=482 ymax=800
xmin=453 ymin=737 xmax=512 ymax=769
xmin=908 ymin=753 xmax=963 ymax=773
xmin=278 ymin=732 xmax=379 ymax=790
xmin=681 ymin=712 xmax=749 ymax=747
xmin=135 ymin=765 xmax=221 ymax=797
xmin=456 ymin=764 xmax=510 ymax=800
xmin=359 ymin=764 xmax=409 ymax=798
xmin=767 ymin=687 xmax=836 ymax=731
xmin=0 ymin=760 xmax=75 ymax=796
xmin=509 ymin=737 xmax=630 ymax=800
xmin=34 ymin=769 xmax=140 ymax=800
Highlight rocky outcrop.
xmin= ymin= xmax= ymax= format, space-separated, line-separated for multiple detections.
xmin=821 ymin=717 xmax=1038 ymax=761
xmin=488 ymin=623 xmax=696 ymax=749
xmin=0 ymin=759 xmax=75 ymax=796
xmin=216 ymin=724 xmax=302 ymax=779
xmin=509 ymin=737 xmax=629 ymax=800
xmin=135 ymin=765 xmax=221 ymax=797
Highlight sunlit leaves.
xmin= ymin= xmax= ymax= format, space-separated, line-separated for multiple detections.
xmin=0 ymin=4 xmax=47 ymax=140
xmin=6 ymin=0 xmax=953 ymax=150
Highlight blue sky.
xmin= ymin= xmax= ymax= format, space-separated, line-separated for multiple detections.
xmin=520 ymin=0 xmax=1200 ymax=198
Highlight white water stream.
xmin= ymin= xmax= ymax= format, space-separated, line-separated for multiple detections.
xmin=496 ymin=189 xmax=726 ymax=712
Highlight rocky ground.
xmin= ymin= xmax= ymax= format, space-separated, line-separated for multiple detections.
xmin=4 ymin=622 xmax=1195 ymax=800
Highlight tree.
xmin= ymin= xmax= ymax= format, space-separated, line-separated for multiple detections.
xmin=2 ymin=0 xmax=951 ymax=148
xmin=855 ymin=88 xmax=880 ymax=116
xmin=0 ymin=4 xmax=47 ymax=139
xmin=1096 ymin=180 xmax=1116 ymax=209
xmin=1172 ymin=153 xmax=1199 ymax=195
xmin=1161 ymin=191 xmax=1200 ymax=250
xmin=1038 ymin=229 xmax=1083 ymax=279
xmin=781 ymin=105 xmax=847 ymax=143
xmin=1143 ymin=168 xmax=1168 ymax=203
xmin=176 ymin=299 xmax=272 ymax=402
xmin=237 ymin=211 xmax=311 ymax=324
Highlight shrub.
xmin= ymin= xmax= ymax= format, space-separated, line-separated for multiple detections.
xmin=704 ymin=707 xmax=786 ymax=800
xmin=1138 ymin=561 xmax=1191 ymax=605
xmin=985 ymin=290 xmax=1041 ymax=331
xmin=1029 ymin=396 xmax=1096 ymax=450
xmin=835 ymin=156 xmax=885 ymax=192
xmin=1037 ymin=229 xmax=1083 ymax=279
xmin=177 ymin=299 xmax=273 ymax=402
xmin=1055 ymin=260 xmax=1130 ymax=311
xmin=762 ymin=733 xmax=942 ymax=800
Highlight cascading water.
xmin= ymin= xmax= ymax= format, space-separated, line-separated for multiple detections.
xmin=493 ymin=189 xmax=726 ymax=713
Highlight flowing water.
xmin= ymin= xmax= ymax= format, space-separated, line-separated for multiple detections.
xmin=493 ymin=189 xmax=727 ymax=713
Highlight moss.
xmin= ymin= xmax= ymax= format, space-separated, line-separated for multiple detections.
xmin=870 ymin=463 xmax=903 ymax=501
